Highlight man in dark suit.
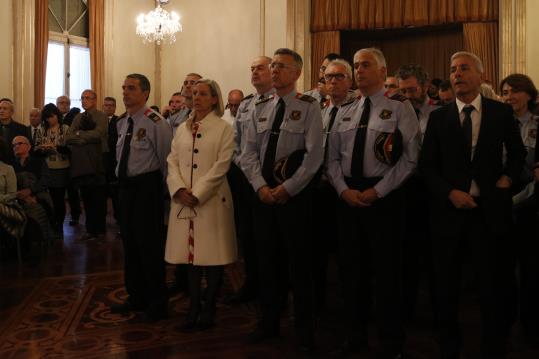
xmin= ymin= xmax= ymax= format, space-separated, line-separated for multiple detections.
xmin=0 ymin=100 xmax=31 ymax=165
xmin=103 ymin=96 xmax=121 ymax=225
xmin=419 ymin=51 xmax=527 ymax=359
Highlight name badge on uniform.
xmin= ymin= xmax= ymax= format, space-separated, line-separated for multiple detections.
xmin=258 ymin=117 xmax=267 ymax=123
xmin=379 ymin=109 xmax=392 ymax=120
xmin=135 ymin=128 xmax=147 ymax=141
xmin=290 ymin=110 xmax=301 ymax=121
xmin=342 ymin=117 xmax=351 ymax=122
xmin=530 ymin=129 xmax=537 ymax=139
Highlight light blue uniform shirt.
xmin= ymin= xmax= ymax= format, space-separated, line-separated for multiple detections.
xmin=116 ymin=106 xmax=172 ymax=178
xmin=327 ymin=88 xmax=420 ymax=198
xmin=233 ymin=89 xmax=275 ymax=167
xmin=241 ymin=89 xmax=324 ymax=197
xmin=167 ymin=107 xmax=190 ymax=137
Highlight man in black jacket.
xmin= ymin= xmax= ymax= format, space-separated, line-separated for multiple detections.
xmin=419 ymin=51 xmax=526 ymax=359
xmin=0 ymin=100 xmax=31 ymax=165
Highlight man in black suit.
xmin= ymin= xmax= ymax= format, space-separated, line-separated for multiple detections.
xmin=0 ymin=100 xmax=31 ymax=165
xmin=103 ymin=96 xmax=121 ymax=225
xmin=419 ymin=51 xmax=526 ymax=359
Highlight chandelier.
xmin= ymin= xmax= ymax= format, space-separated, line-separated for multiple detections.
xmin=136 ymin=0 xmax=182 ymax=45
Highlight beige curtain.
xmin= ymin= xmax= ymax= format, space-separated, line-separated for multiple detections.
xmin=463 ymin=22 xmax=499 ymax=86
xmin=34 ymin=0 xmax=48 ymax=108
xmin=311 ymin=31 xmax=341 ymax=88
xmin=311 ymin=0 xmax=498 ymax=31
xmin=89 ymin=0 xmax=105 ymax=108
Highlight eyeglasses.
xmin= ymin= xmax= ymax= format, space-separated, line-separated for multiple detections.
xmin=324 ymin=73 xmax=347 ymax=82
xmin=183 ymin=80 xmax=197 ymax=86
xmin=270 ymin=62 xmax=294 ymax=70
xmin=399 ymin=87 xmax=419 ymax=95
xmin=81 ymin=96 xmax=95 ymax=100
xmin=12 ymin=142 xmax=28 ymax=147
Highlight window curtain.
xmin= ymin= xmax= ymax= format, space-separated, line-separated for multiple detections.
xmin=89 ymin=0 xmax=105 ymax=108
xmin=34 ymin=0 xmax=48 ymax=108
xmin=311 ymin=0 xmax=498 ymax=31
xmin=311 ymin=31 xmax=340 ymax=88
xmin=463 ymin=22 xmax=499 ymax=87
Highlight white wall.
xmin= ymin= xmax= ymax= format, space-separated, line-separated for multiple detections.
xmin=0 ymin=0 xmax=14 ymax=101
xmin=526 ymin=0 xmax=539 ymax=85
xmin=160 ymin=0 xmax=264 ymax=107
xmin=104 ymin=0 xmax=157 ymax=113
xmin=265 ymin=0 xmax=288 ymax=56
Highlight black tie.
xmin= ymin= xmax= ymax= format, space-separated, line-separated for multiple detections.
xmin=414 ymin=108 xmax=421 ymax=120
xmin=118 ymin=117 xmax=134 ymax=180
xmin=32 ymin=128 xmax=37 ymax=143
xmin=462 ymin=105 xmax=474 ymax=164
xmin=350 ymin=97 xmax=371 ymax=179
xmin=262 ymin=98 xmax=286 ymax=186
xmin=324 ymin=106 xmax=339 ymax=163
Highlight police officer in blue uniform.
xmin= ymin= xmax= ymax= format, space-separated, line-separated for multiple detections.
xmin=111 ymin=74 xmax=172 ymax=322
xmin=226 ymin=56 xmax=275 ymax=304
xmin=327 ymin=48 xmax=419 ymax=359
xmin=241 ymin=48 xmax=323 ymax=351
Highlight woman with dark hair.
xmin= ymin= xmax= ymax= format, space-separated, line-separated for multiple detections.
xmin=35 ymin=103 xmax=71 ymax=233
xmin=500 ymin=73 xmax=539 ymax=341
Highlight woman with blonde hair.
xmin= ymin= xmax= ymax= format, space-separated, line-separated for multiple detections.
xmin=165 ymin=79 xmax=237 ymax=330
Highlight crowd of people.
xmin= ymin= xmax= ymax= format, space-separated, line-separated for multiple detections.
xmin=0 ymin=46 xmax=538 ymax=359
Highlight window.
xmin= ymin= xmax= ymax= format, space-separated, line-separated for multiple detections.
xmin=45 ymin=0 xmax=91 ymax=109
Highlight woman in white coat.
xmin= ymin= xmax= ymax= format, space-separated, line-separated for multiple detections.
xmin=165 ymin=79 xmax=237 ymax=330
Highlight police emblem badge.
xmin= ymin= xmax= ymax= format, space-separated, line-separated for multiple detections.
xmin=136 ymin=128 xmax=147 ymax=141
xmin=342 ymin=117 xmax=351 ymax=122
xmin=290 ymin=110 xmax=302 ymax=121
xmin=379 ymin=109 xmax=392 ymax=120
xmin=258 ymin=117 xmax=267 ymax=122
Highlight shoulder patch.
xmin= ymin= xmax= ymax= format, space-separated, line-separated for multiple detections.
xmin=117 ymin=112 xmax=128 ymax=120
xmin=144 ymin=108 xmax=162 ymax=122
xmin=388 ymin=93 xmax=408 ymax=103
xmin=296 ymin=94 xmax=317 ymax=103
xmin=243 ymin=94 xmax=255 ymax=101
xmin=255 ymin=95 xmax=273 ymax=105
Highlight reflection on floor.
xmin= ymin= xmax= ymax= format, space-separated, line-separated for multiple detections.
xmin=0 ymin=209 xmax=538 ymax=358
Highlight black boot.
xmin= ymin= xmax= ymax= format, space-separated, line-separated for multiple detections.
xmin=197 ymin=265 xmax=223 ymax=330
xmin=180 ymin=265 xmax=202 ymax=332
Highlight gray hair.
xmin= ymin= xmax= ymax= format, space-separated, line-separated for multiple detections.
xmin=274 ymin=48 xmax=303 ymax=70
xmin=326 ymin=59 xmax=353 ymax=79
xmin=354 ymin=48 xmax=387 ymax=69
xmin=396 ymin=64 xmax=430 ymax=86
xmin=195 ymin=79 xmax=225 ymax=117
xmin=451 ymin=51 xmax=484 ymax=74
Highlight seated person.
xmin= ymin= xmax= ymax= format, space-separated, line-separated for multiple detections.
xmin=11 ymin=135 xmax=55 ymax=242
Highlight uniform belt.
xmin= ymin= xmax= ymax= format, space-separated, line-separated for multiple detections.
xmin=344 ymin=176 xmax=383 ymax=191
xmin=119 ymin=170 xmax=161 ymax=187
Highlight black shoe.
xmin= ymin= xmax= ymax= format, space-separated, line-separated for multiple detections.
xmin=245 ymin=327 xmax=280 ymax=344
xmin=331 ymin=338 xmax=368 ymax=358
xmin=110 ymin=300 xmax=146 ymax=315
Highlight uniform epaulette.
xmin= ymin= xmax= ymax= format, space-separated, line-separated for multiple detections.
xmin=389 ymin=93 xmax=408 ymax=103
xmin=243 ymin=94 xmax=255 ymax=102
xmin=341 ymin=98 xmax=356 ymax=107
xmin=296 ymin=93 xmax=317 ymax=103
xmin=144 ymin=108 xmax=162 ymax=122
xmin=118 ymin=112 xmax=128 ymax=120
xmin=255 ymin=95 xmax=273 ymax=105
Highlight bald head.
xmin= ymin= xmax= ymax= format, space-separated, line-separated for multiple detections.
xmin=227 ymin=90 xmax=244 ymax=117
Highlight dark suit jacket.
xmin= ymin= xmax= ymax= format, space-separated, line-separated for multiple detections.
xmin=418 ymin=97 xmax=527 ymax=233
xmin=0 ymin=119 xmax=32 ymax=165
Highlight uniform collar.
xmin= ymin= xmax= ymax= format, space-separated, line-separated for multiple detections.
xmin=275 ymin=89 xmax=297 ymax=107
xmin=129 ymin=106 xmax=147 ymax=120
xmin=361 ymin=87 xmax=386 ymax=108
xmin=258 ymin=88 xmax=275 ymax=100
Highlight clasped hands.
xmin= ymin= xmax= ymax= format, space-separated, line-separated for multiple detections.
xmin=448 ymin=175 xmax=512 ymax=210
xmin=340 ymin=187 xmax=379 ymax=208
xmin=174 ymin=188 xmax=199 ymax=207
xmin=258 ymin=185 xmax=290 ymax=205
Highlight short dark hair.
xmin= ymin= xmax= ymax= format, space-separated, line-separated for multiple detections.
xmin=104 ymin=96 xmax=116 ymax=103
xmin=126 ymin=73 xmax=151 ymax=94
xmin=324 ymin=53 xmax=341 ymax=62
xmin=431 ymin=78 xmax=442 ymax=87
xmin=274 ymin=48 xmax=303 ymax=69
xmin=500 ymin=73 xmax=538 ymax=111
xmin=396 ymin=64 xmax=429 ymax=86
xmin=439 ymin=80 xmax=452 ymax=92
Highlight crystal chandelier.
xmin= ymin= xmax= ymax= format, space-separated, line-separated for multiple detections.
xmin=136 ymin=0 xmax=182 ymax=45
